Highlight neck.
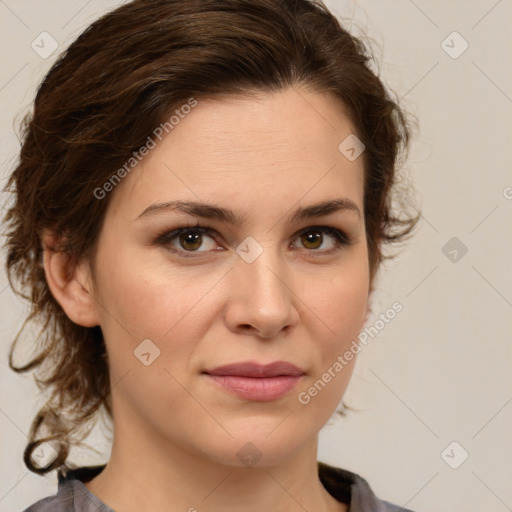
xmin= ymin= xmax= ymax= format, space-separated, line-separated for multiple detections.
xmin=84 ymin=408 xmax=346 ymax=512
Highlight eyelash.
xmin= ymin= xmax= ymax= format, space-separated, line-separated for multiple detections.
xmin=153 ymin=222 xmax=352 ymax=258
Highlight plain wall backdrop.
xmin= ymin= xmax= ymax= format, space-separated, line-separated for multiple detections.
xmin=1 ymin=1 xmax=511 ymax=511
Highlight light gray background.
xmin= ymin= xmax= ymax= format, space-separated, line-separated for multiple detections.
xmin=1 ymin=1 xmax=511 ymax=511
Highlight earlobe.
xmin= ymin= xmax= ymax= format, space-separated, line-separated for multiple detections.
xmin=42 ymin=230 xmax=100 ymax=328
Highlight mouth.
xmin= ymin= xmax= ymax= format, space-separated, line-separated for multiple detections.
xmin=203 ymin=361 xmax=305 ymax=402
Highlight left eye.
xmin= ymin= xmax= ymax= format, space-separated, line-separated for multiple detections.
xmin=155 ymin=224 xmax=350 ymax=257
xmin=292 ymin=226 xmax=349 ymax=254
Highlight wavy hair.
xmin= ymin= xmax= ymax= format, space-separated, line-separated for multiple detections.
xmin=3 ymin=0 xmax=420 ymax=475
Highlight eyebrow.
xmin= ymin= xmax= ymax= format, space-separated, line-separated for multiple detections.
xmin=135 ymin=198 xmax=361 ymax=224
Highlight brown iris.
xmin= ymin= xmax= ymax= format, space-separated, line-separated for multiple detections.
xmin=179 ymin=232 xmax=203 ymax=251
xmin=301 ymin=231 xmax=323 ymax=250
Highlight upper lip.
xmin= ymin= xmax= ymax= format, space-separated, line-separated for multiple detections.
xmin=204 ymin=361 xmax=304 ymax=377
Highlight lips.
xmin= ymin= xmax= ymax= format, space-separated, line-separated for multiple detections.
xmin=203 ymin=361 xmax=305 ymax=401
xmin=205 ymin=361 xmax=304 ymax=377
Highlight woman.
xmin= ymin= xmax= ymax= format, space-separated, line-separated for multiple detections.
xmin=4 ymin=0 xmax=420 ymax=511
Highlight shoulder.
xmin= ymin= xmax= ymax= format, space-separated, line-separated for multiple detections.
xmin=21 ymin=465 xmax=109 ymax=512
xmin=21 ymin=485 xmax=74 ymax=512
xmin=318 ymin=461 xmax=417 ymax=512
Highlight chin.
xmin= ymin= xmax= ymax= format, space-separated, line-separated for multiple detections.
xmin=195 ymin=423 xmax=314 ymax=469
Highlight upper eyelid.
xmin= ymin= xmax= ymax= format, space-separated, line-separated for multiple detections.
xmin=158 ymin=224 xmax=349 ymax=249
xmin=164 ymin=224 xmax=346 ymax=238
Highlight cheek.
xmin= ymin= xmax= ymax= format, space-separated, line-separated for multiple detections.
xmin=311 ymin=258 xmax=369 ymax=348
xmin=96 ymin=242 xmax=202 ymax=334
xmin=93 ymin=244 xmax=223 ymax=378
xmin=297 ymin=268 xmax=367 ymax=415
xmin=303 ymin=269 xmax=368 ymax=410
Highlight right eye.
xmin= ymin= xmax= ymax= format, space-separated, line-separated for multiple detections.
xmin=154 ymin=223 xmax=222 ymax=257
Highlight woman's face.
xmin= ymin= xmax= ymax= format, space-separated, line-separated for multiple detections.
xmin=87 ymin=87 xmax=370 ymax=466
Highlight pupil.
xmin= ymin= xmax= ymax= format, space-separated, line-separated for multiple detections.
xmin=305 ymin=232 xmax=321 ymax=248
xmin=182 ymin=233 xmax=201 ymax=250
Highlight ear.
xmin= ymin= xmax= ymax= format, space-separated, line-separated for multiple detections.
xmin=363 ymin=279 xmax=376 ymax=325
xmin=41 ymin=229 xmax=100 ymax=328
xmin=363 ymin=304 xmax=369 ymax=323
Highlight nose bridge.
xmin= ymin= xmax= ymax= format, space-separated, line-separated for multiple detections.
xmin=237 ymin=236 xmax=289 ymax=300
xmin=229 ymin=235 xmax=297 ymax=335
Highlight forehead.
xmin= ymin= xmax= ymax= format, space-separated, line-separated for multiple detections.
xmin=106 ymin=87 xmax=365 ymax=222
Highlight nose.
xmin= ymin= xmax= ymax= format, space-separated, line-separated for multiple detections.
xmin=224 ymin=244 xmax=300 ymax=339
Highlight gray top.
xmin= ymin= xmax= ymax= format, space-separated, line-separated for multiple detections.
xmin=22 ymin=462 xmax=416 ymax=512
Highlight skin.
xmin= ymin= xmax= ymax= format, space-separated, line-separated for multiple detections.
xmin=43 ymin=86 xmax=370 ymax=512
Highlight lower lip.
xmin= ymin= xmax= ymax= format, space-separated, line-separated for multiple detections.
xmin=206 ymin=375 xmax=303 ymax=401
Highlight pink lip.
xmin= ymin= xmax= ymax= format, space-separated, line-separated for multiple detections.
xmin=204 ymin=361 xmax=305 ymax=402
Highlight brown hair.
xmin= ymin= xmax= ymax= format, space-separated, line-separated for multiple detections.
xmin=3 ymin=0 xmax=419 ymax=475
